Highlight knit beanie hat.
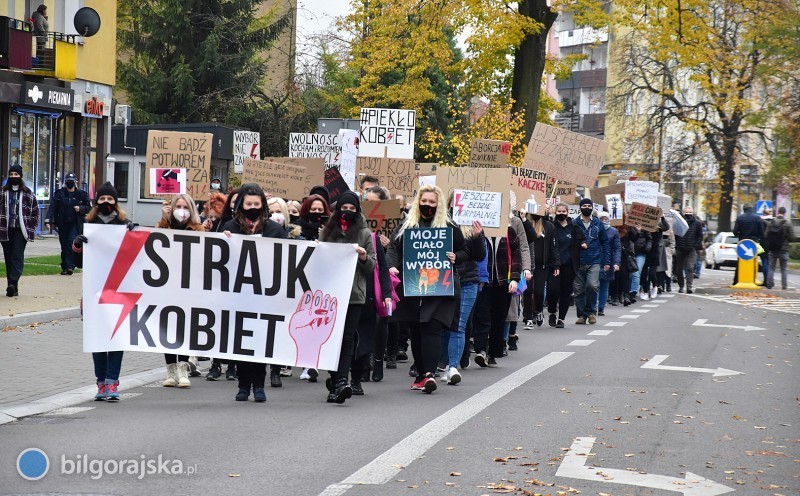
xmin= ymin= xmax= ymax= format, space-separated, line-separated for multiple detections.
xmin=95 ymin=182 xmax=118 ymax=202
xmin=9 ymin=165 xmax=23 ymax=176
xmin=579 ymin=198 xmax=593 ymax=207
xmin=337 ymin=191 xmax=361 ymax=213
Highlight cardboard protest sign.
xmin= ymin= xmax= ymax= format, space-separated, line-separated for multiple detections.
xmin=82 ymin=225 xmax=358 ymax=370
xmin=510 ymin=167 xmax=548 ymax=215
xmin=590 ymin=183 xmax=625 ymax=204
xmin=452 ymin=189 xmax=503 ymax=228
xmin=657 ymin=193 xmax=673 ymax=213
xmin=233 ymin=130 xmax=260 ymax=173
xmin=626 ymin=202 xmax=663 ymax=232
xmin=242 ymin=159 xmax=307 ymax=200
xmin=263 ymin=157 xmax=325 ymax=199
xmin=356 ymin=156 xmax=415 ymax=198
xmin=359 ymin=108 xmax=416 ymax=159
xmin=468 ymin=139 xmax=511 ymax=168
xmin=625 ymin=181 xmax=659 ymax=206
xmin=362 ymin=199 xmax=404 ymax=238
xmin=145 ymin=130 xmax=212 ymax=199
xmin=323 ymin=167 xmax=351 ymax=205
xmin=402 ymin=228 xmax=454 ymax=297
xmin=435 ymin=166 xmax=512 ymax=238
xmin=149 ymin=168 xmax=187 ymax=195
xmin=522 ymin=122 xmax=607 ymax=188
xmin=339 ymin=129 xmax=359 ymax=190
xmin=412 ymin=163 xmax=438 ymax=199
xmin=289 ymin=133 xmax=341 ymax=171
xmin=605 ymin=194 xmax=624 ymax=226
xmin=546 ymin=177 xmax=577 ymax=203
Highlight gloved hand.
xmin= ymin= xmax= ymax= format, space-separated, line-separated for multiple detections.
xmin=73 ymin=235 xmax=88 ymax=248
xmin=126 ymin=221 xmax=139 ymax=231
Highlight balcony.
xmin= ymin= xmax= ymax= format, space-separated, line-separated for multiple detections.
xmin=555 ymin=112 xmax=606 ymax=133
xmin=1 ymin=16 xmax=78 ymax=80
xmin=556 ymin=69 xmax=607 ymax=90
xmin=558 ymin=26 xmax=608 ymax=48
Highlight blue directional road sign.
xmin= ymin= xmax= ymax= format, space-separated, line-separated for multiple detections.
xmin=736 ymin=239 xmax=758 ymax=261
xmin=755 ymin=200 xmax=773 ymax=215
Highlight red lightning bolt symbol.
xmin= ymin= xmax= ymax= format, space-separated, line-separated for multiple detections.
xmin=99 ymin=231 xmax=150 ymax=339
xmin=442 ymin=270 xmax=452 ymax=291
xmin=454 ymin=193 xmax=465 ymax=215
xmin=369 ymin=203 xmax=386 ymax=232
xmin=387 ymin=132 xmax=393 ymax=141
xmin=250 ymin=143 xmax=258 ymax=158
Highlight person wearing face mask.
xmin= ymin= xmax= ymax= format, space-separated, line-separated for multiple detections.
xmin=267 ymin=197 xmax=303 ymax=240
xmin=387 ymin=185 xmax=470 ymax=391
xmin=298 ymin=194 xmax=330 ymax=241
xmin=674 ymin=207 xmax=704 ymax=293
xmin=521 ymin=209 xmax=560 ymax=328
xmin=222 ymin=184 xmax=287 ymax=403
xmin=45 ymin=172 xmax=91 ymax=275
xmin=548 ymin=203 xmax=586 ymax=328
xmin=0 ymin=165 xmax=39 ymax=297
xmin=71 ymin=182 xmax=136 ymax=401
xmin=320 ymin=191 xmax=377 ymax=403
xmin=155 ymin=194 xmax=206 ymax=388
xmin=571 ymin=198 xmax=610 ymax=325
xmin=287 ymin=200 xmax=302 ymax=226
xmin=210 ymin=176 xmax=222 ymax=192
xmin=596 ymin=211 xmax=621 ymax=316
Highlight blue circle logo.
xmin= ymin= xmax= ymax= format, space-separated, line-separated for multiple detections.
xmin=17 ymin=448 xmax=49 ymax=480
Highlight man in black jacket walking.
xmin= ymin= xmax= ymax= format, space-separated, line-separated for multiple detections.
xmin=674 ymin=207 xmax=703 ymax=293
xmin=732 ymin=204 xmax=766 ymax=285
xmin=45 ymin=172 xmax=91 ymax=275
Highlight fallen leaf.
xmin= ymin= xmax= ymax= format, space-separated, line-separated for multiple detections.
xmin=494 ymin=457 xmax=509 ymax=463
xmin=450 ymin=472 xmax=462 ymax=476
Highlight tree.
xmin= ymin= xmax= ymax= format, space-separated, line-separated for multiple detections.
xmin=117 ymin=0 xmax=289 ymax=124
xmin=607 ymin=0 xmax=794 ymax=231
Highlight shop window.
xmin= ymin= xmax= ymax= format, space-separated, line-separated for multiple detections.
xmin=114 ymin=162 xmax=129 ymax=200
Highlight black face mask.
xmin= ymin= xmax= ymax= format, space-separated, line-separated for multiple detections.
xmin=531 ymin=214 xmax=542 ymax=222
xmin=556 ymin=214 xmax=568 ymax=222
xmin=307 ymin=212 xmax=325 ymax=224
xmin=580 ymin=208 xmax=594 ymax=217
xmin=684 ymin=214 xmax=694 ymax=221
xmin=65 ymin=181 xmax=76 ymax=189
xmin=340 ymin=210 xmax=357 ymax=223
xmin=98 ymin=202 xmax=115 ymax=215
xmin=419 ymin=204 xmax=436 ymax=219
xmin=8 ymin=177 xmax=21 ymax=187
xmin=243 ymin=208 xmax=261 ymax=221
xmin=289 ymin=214 xmax=300 ymax=225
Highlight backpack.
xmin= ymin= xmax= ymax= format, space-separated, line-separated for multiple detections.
xmin=766 ymin=219 xmax=785 ymax=251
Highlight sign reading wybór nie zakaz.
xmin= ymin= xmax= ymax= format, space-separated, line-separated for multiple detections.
xmin=233 ymin=131 xmax=260 ymax=173
xmin=522 ymin=122 xmax=608 ymax=188
xmin=82 ymin=225 xmax=358 ymax=370
xmin=359 ymin=108 xmax=416 ymax=159
xmin=402 ymin=228 xmax=454 ymax=297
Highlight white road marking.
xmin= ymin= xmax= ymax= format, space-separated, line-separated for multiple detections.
xmin=692 ymin=318 xmax=766 ymax=332
xmin=318 ymin=352 xmax=574 ymax=495
xmin=556 ymin=436 xmax=734 ymax=495
xmin=660 ymin=294 xmax=676 ymax=298
xmin=620 ymin=314 xmax=641 ymax=319
xmin=641 ymin=355 xmax=745 ymax=377
xmin=604 ymin=322 xmax=627 ymax=327
xmin=567 ymin=340 xmax=595 ymax=346
xmin=651 ymin=299 xmax=669 ymax=303
xmin=642 ymin=304 xmax=660 ymax=308
xmin=588 ymin=330 xmax=613 ymax=336
xmin=44 ymin=407 xmax=95 ymax=416
xmin=631 ymin=309 xmax=651 ymax=313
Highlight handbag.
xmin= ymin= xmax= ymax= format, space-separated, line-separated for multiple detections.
xmin=372 ymin=233 xmax=400 ymax=317
xmin=625 ymin=251 xmax=639 ymax=272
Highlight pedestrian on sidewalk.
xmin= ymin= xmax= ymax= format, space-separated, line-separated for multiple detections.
xmin=674 ymin=207 xmax=704 ymax=293
xmin=732 ymin=204 xmax=765 ymax=286
xmin=71 ymin=182 xmax=135 ymax=401
xmin=548 ymin=203 xmax=585 ymax=328
xmin=0 ymin=165 xmax=39 ymax=297
xmin=765 ymin=207 xmax=794 ymax=290
xmin=45 ymin=172 xmax=91 ymax=275
xmin=572 ymin=198 xmax=610 ymax=324
xmin=156 ymin=194 xmax=206 ymax=389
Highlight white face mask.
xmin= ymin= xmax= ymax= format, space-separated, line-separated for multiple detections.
xmin=173 ymin=209 xmax=190 ymax=224
xmin=270 ymin=213 xmax=285 ymax=226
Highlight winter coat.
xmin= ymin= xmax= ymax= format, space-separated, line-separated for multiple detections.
xmin=223 ymin=217 xmax=288 ymax=240
xmin=32 ymin=11 xmax=48 ymax=35
xmin=572 ymin=215 xmax=610 ymax=266
xmin=0 ymin=186 xmax=38 ymax=242
xmin=646 ymin=218 xmax=670 ymax=265
xmin=675 ymin=216 xmax=704 ymax=251
xmin=510 ymin=216 xmax=531 ymax=271
xmin=71 ymin=212 xmax=131 ymax=269
xmin=554 ymin=219 xmax=586 ymax=270
xmin=766 ymin=217 xmax=795 ymax=253
xmin=319 ymin=217 xmax=376 ymax=305
xmin=155 ymin=218 xmax=206 ymax=232
xmin=46 ymin=187 xmax=91 ymax=227
xmin=523 ymin=219 xmax=561 ymax=269
xmin=733 ymin=210 xmax=765 ymax=243
xmin=600 ymin=226 xmax=622 ymax=281
xmin=633 ymin=229 xmax=652 ymax=255
xmin=454 ymin=231 xmax=488 ymax=285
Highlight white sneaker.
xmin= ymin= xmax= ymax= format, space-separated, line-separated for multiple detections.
xmin=524 ymin=320 xmax=534 ymax=330
xmin=446 ymin=367 xmax=461 ymax=385
xmin=640 ymin=292 xmax=650 ymax=301
xmin=300 ymin=369 xmax=311 ymax=380
xmin=649 ymin=287 xmax=658 ymax=299
xmin=279 ymin=367 xmax=293 ymax=377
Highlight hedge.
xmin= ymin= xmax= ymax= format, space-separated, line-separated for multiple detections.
xmin=790 ymin=243 xmax=800 ymax=260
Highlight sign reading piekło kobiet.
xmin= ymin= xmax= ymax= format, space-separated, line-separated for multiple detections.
xmin=402 ymin=228 xmax=454 ymax=297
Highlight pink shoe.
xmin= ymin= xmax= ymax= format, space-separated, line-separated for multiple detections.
xmin=105 ymin=380 xmax=120 ymax=401
xmin=410 ymin=377 xmax=425 ymax=390
xmin=94 ymin=382 xmax=107 ymax=401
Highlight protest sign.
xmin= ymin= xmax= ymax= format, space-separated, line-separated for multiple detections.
xmin=359 ymin=108 xmax=416 ymax=159
xmin=233 ymin=130 xmax=260 ymax=173
xmin=546 ymin=177 xmax=577 ymax=203
xmin=412 ymin=163 xmax=438 ymax=199
xmin=468 ymin=139 xmax=511 ymax=168
xmin=510 ymin=167 xmax=547 ymax=215
xmin=82 ymin=225 xmax=358 ymax=370
xmin=323 ymin=167 xmax=350 ymax=205
xmin=242 ymin=159 xmax=307 ymax=200
xmin=356 ymin=156 xmax=415 ymax=198
xmin=452 ymin=189 xmax=503 ymax=228
xmin=145 ymin=130 xmax=212 ymax=199
xmin=435 ymin=166 xmax=512 ymax=237
xmin=149 ymin=168 xmax=187 ymax=195
xmin=339 ymin=129 xmax=359 ymax=190
xmin=605 ymin=193 xmax=623 ymax=226
xmin=289 ymin=133 xmax=341 ymax=171
xmin=362 ymin=199 xmax=404 ymax=238
xmin=590 ymin=183 xmax=625 ymax=204
xmin=521 ymin=122 xmax=607 ymax=188
xmin=625 ymin=181 xmax=659 ymax=206
xmin=626 ymin=202 xmax=663 ymax=232
xmin=657 ymin=193 xmax=673 ymax=212
xmin=402 ymin=228 xmax=453 ymax=297
xmin=418 ymin=175 xmax=436 ymax=187
xmin=263 ymin=157 xmax=325 ymax=199
xmin=568 ymin=205 xmax=581 ymax=218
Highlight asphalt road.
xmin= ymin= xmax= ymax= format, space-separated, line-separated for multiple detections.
xmin=1 ymin=291 xmax=798 ymax=496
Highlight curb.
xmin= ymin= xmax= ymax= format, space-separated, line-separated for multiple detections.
xmin=0 ymin=307 xmax=81 ymax=328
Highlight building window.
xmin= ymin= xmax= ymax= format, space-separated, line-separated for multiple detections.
xmin=138 ymin=162 xmax=158 ymax=201
xmin=114 ymin=162 xmax=129 ymax=200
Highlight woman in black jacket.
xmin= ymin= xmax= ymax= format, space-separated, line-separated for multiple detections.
xmin=522 ymin=212 xmax=560 ymax=328
xmin=222 ymin=184 xmax=287 ymax=403
xmin=548 ymin=203 xmax=586 ymax=328
xmin=617 ymin=225 xmax=637 ymax=306
xmin=297 ymin=194 xmax=330 ymax=241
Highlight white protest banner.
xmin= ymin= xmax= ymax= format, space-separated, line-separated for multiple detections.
xmin=418 ymin=175 xmax=436 ymax=187
xmin=522 ymin=122 xmax=607 ymax=188
xmin=657 ymin=193 xmax=673 ymax=213
xmin=145 ymin=130 xmax=212 ymax=199
xmin=436 ymin=166 xmax=511 ymax=237
xmin=510 ymin=167 xmax=547 ymax=215
xmin=149 ymin=168 xmax=187 ymax=195
xmin=233 ymin=131 xmax=260 ymax=173
xmin=452 ymin=189 xmax=502 ymax=228
xmin=359 ymin=108 xmax=416 ymax=159
xmin=339 ymin=129 xmax=359 ymax=190
xmin=626 ymin=202 xmax=663 ymax=232
xmin=625 ymin=181 xmax=659 ymax=206
xmin=605 ymin=193 xmax=623 ymax=226
xmin=468 ymin=139 xmax=511 ymax=168
xmin=289 ymin=133 xmax=341 ymax=171
xmin=82 ymin=225 xmax=357 ymax=370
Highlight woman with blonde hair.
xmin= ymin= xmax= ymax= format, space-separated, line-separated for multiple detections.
xmin=386 ymin=185 xmax=470 ymax=394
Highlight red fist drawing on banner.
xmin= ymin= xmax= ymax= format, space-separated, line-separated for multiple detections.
xmin=289 ymin=290 xmax=338 ymax=368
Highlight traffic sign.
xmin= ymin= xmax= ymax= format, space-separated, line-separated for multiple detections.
xmin=755 ymin=200 xmax=773 ymax=215
xmin=736 ymin=239 xmax=758 ymax=261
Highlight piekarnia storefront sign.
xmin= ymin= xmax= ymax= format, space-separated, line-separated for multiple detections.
xmin=82 ymin=225 xmax=357 ymax=370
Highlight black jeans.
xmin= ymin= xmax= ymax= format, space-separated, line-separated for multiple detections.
xmin=237 ymin=362 xmax=266 ymax=390
xmin=373 ymin=316 xmax=388 ymax=360
xmin=332 ymin=304 xmax=362 ymax=382
xmin=1 ymin=228 xmax=28 ymax=286
xmin=532 ymin=266 xmax=550 ymax=314
xmin=57 ymin=223 xmax=80 ymax=270
xmin=164 ymin=354 xmax=189 ymax=364
xmin=410 ymin=320 xmax=441 ymax=377
xmin=488 ymin=284 xmax=512 ymax=358
xmin=472 ymin=284 xmax=492 ymax=354
xmin=547 ymin=264 xmax=574 ymax=320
